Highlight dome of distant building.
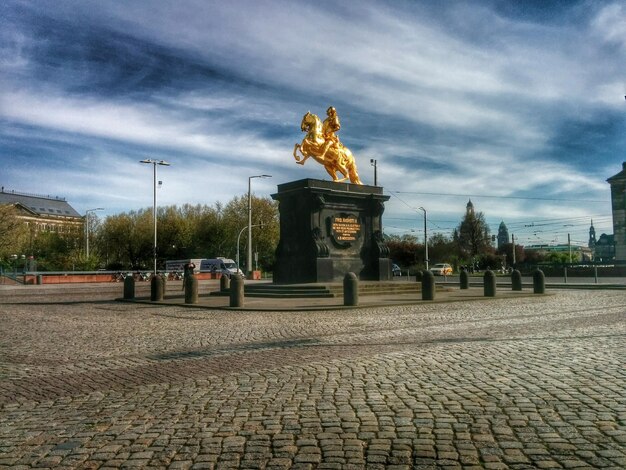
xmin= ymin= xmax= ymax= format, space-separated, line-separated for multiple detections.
xmin=497 ymin=221 xmax=509 ymax=249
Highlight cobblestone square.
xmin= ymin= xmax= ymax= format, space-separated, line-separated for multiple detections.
xmin=0 ymin=289 xmax=624 ymax=469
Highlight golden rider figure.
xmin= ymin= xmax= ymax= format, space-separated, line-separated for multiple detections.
xmin=320 ymin=106 xmax=342 ymax=160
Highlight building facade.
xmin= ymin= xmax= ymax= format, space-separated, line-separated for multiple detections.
xmin=607 ymin=162 xmax=626 ymax=262
xmin=594 ymin=233 xmax=615 ymax=262
xmin=497 ymin=221 xmax=509 ymax=250
xmin=0 ymin=188 xmax=83 ymax=235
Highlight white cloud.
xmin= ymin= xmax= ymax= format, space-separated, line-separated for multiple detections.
xmin=0 ymin=0 xmax=621 ymax=246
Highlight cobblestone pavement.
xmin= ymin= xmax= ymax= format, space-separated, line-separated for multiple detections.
xmin=1 ymin=290 xmax=625 ymax=469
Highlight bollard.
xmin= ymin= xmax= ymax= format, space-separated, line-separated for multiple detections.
xmin=459 ymin=268 xmax=469 ymax=290
xmin=36 ymin=274 xmax=43 ymax=285
xmin=421 ymin=270 xmax=435 ymax=301
xmin=484 ymin=269 xmax=496 ymax=297
xmin=220 ymin=274 xmax=230 ymax=292
xmin=229 ymin=274 xmax=244 ymax=307
xmin=533 ymin=269 xmax=545 ymax=294
xmin=123 ymin=275 xmax=135 ymax=299
xmin=343 ymin=272 xmax=359 ymax=306
xmin=511 ymin=269 xmax=522 ymax=291
xmin=184 ymin=272 xmax=198 ymax=304
xmin=151 ymin=274 xmax=164 ymax=301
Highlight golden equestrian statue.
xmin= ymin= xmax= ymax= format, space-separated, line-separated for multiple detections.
xmin=293 ymin=106 xmax=362 ymax=184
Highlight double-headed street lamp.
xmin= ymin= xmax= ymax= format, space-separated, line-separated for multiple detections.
xmin=140 ymin=159 xmax=171 ymax=275
xmin=85 ymin=208 xmax=104 ymax=259
xmin=248 ymin=174 xmax=271 ymax=277
xmin=419 ymin=206 xmax=428 ymax=270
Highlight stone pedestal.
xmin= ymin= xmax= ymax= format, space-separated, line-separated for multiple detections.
xmin=272 ymin=179 xmax=391 ymax=284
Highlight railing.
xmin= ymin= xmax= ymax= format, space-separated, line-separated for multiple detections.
xmin=12 ymin=270 xmax=226 ymax=285
xmin=0 ymin=188 xmax=66 ymax=201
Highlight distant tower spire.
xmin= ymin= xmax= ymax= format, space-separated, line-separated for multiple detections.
xmin=466 ymin=199 xmax=474 ymax=215
xmin=588 ymin=219 xmax=596 ymax=248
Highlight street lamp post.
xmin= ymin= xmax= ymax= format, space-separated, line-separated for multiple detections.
xmin=370 ymin=159 xmax=377 ymax=186
xmin=140 ymin=159 xmax=171 ymax=275
xmin=85 ymin=208 xmax=104 ymax=259
xmin=237 ymin=224 xmax=263 ymax=273
xmin=511 ymin=233 xmax=516 ymax=265
xmin=419 ymin=207 xmax=428 ymax=270
xmin=247 ymin=174 xmax=271 ymax=278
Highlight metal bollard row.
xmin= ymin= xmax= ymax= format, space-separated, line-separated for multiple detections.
xmin=533 ymin=269 xmax=545 ymax=294
xmin=230 ymin=274 xmax=244 ymax=307
xmin=421 ymin=270 xmax=435 ymax=300
xmin=343 ymin=272 xmax=358 ymax=306
xmin=184 ymin=272 xmax=198 ymax=304
xmin=484 ymin=269 xmax=496 ymax=297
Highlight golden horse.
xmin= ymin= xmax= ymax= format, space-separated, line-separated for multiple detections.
xmin=293 ymin=111 xmax=362 ymax=184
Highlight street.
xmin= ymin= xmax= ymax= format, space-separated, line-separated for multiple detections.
xmin=1 ymin=288 xmax=625 ymax=469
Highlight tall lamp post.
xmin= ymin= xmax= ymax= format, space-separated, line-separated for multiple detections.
xmin=419 ymin=206 xmax=428 ymax=270
xmin=140 ymin=159 xmax=171 ymax=275
xmin=237 ymin=224 xmax=264 ymax=272
xmin=85 ymin=208 xmax=104 ymax=259
xmin=370 ymin=159 xmax=377 ymax=186
xmin=248 ymin=174 xmax=271 ymax=278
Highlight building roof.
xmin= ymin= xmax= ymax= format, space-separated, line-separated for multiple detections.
xmin=607 ymin=162 xmax=626 ymax=184
xmin=0 ymin=188 xmax=82 ymax=218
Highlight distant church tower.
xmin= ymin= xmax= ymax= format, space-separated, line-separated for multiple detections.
xmin=607 ymin=162 xmax=626 ymax=261
xmin=466 ymin=199 xmax=475 ymax=216
xmin=497 ymin=221 xmax=509 ymax=249
xmin=588 ymin=219 xmax=596 ymax=248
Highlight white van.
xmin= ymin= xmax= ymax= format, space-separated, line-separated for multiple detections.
xmin=200 ymin=258 xmax=244 ymax=278
xmin=165 ymin=259 xmax=203 ymax=273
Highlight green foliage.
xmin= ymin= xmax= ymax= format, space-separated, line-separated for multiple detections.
xmin=455 ymin=210 xmax=493 ymax=259
xmin=29 ymin=231 xmax=83 ymax=271
xmin=523 ymin=248 xmax=580 ymax=265
xmin=386 ymin=232 xmax=457 ymax=271
xmin=427 ymin=232 xmax=455 ymax=265
xmin=0 ymin=205 xmax=28 ymax=260
xmin=94 ymin=195 xmax=279 ymax=272
xmin=386 ymin=234 xmax=419 ymax=268
xmin=496 ymin=242 xmax=526 ymax=265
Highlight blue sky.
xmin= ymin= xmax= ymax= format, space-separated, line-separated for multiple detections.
xmin=1 ymin=0 xmax=625 ymax=247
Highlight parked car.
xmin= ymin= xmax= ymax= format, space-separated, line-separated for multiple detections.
xmin=430 ymin=263 xmax=453 ymax=276
xmin=392 ymin=264 xmax=402 ymax=276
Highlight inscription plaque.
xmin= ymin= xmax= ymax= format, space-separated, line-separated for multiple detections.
xmin=331 ymin=214 xmax=361 ymax=245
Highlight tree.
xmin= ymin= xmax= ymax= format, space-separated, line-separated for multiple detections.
xmin=497 ymin=242 xmax=525 ymax=266
xmin=97 ymin=210 xmax=152 ymax=269
xmin=386 ymin=234 xmax=420 ymax=268
xmin=30 ymin=230 xmax=83 ymax=271
xmin=0 ymin=205 xmax=27 ymax=253
xmin=455 ymin=209 xmax=493 ymax=260
xmin=220 ymin=195 xmax=279 ymax=271
xmin=93 ymin=196 xmax=280 ymax=272
xmin=428 ymin=232 xmax=456 ymax=266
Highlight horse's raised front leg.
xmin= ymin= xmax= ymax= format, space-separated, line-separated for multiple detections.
xmin=293 ymin=144 xmax=309 ymax=165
